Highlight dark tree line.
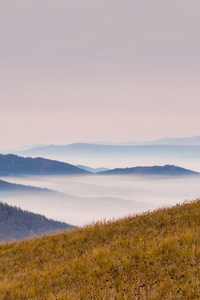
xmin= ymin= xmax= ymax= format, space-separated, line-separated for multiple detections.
xmin=0 ymin=202 xmax=75 ymax=243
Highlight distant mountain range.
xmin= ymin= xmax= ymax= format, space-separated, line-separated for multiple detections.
xmin=0 ymin=178 xmax=56 ymax=195
xmin=11 ymin=142 xmax=200 ymax=164
xmin=0 ymin=154 xmax=89 ymax=176
xmin=76 ymin=165 xmax=109 ymax=173
xmin=0 ymin=201 xmax=75 ymax=243
xmin=98 ymin=165 xmax=200 ymax=176
xmin=5 ymin=135 xmax=200 ymax=154
xmin=94 ymin=135 xmax=200 ymax=146
xmin=0 ymin=154 xmax=199 ymax=177
xmin=3 ymin=136 xmax=199 ymax=172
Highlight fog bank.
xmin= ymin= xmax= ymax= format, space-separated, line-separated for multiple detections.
xmin=0 ymin=175 xmax=199 ymax=226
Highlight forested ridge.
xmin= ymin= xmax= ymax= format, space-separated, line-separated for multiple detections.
xmin=0 ymin=154 xmax=89 ymax=175
xmin=0 ymin=202 xmax=75 ymax=242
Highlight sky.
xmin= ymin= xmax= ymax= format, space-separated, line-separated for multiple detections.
xmin=1 ymin=0 xmax=200 ymax=150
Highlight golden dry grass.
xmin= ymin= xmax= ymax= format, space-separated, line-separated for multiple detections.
xmin=0 ymin=199 xmax=200 ymax=299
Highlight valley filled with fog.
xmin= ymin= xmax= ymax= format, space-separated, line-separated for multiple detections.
xmin=1 ymin=175 xmax=200 ymax=226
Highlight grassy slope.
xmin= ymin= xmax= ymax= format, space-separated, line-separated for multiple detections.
xmin=0 ymin=200 xmax=200 ymax=299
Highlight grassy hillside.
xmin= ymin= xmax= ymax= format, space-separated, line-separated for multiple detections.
xmin=0 ymin=202 xmax=75 ymax=243
xmin=0 ymin=199 xmax=200 ymax=299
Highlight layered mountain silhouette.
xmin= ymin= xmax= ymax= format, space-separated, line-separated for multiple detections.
xmin=95 ymin=135 xmax=200 ymax=146
xmin=0 ymin=154 xmax=199 ymax=177
xmin=12 ymin=143 xmax=200 ymax=164
xmin=0 ymin=179 xmax=55 ymax=195
xmin=8 ymin=135 xmax=200 ymax=155
xmin=97 ymin=165 xmax=200 ymax=176
xmin=76 ymin=165 xmax=109 ymax=173
xmin=0 ymin=201 xmax=75 ymax=243
xmin=0 ymin=154 xmax=89 ymax=176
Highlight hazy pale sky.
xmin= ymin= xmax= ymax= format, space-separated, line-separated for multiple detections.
xmin=1 ymin=0 xmax=200 ymax=150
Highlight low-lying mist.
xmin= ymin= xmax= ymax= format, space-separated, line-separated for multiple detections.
xmin=1 ymin=175 xmax=200 ymax=226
